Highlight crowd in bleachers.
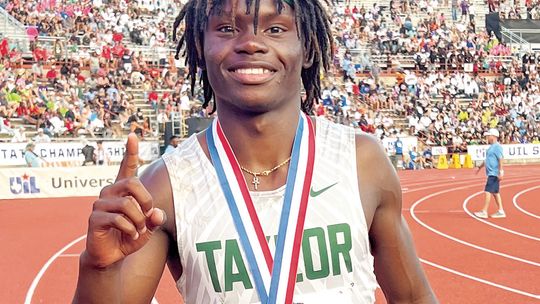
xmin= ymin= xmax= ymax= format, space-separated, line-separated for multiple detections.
xmin=2 ymin=0 xmax=174 ymax=47
xmin=0 ymin=0 xmax=201 ymax=141
xmin=1 ymin=0 xmax=540 ymax=161
xmin=323 ymin=0 xmax=540 ymax=148
xmin=487 ymin=0 xmax=540 ymax=20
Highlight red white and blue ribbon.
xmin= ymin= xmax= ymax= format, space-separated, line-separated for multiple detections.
xmin=206 ymin=112 xmax=315 ymax=304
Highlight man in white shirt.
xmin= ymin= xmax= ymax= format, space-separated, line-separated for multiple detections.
xmin=10 ymin=126 xmax=27 ymax=143
xmin=0 ymin=116 xmax=14 ymax=135
xmin=33 ymin=128 xmax=52 ymax=143
xmin=49 ymin=113 xmax=67 ymax=136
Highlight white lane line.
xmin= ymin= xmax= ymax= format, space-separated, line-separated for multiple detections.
xmin=401 ymin=174 xmax=540 ymax=194
xmin=420 ymin=258 xmax=540 ymax=299
xmin=25 ymin=235 xmax=87 ymax=304
xmin=401 ymin=175 xmax=481 ymax=189
xmin=513 ymin=185 xmax=540 ymax=219
xmin=400 ymin=172 xmax=534 ymax=189
xmin=25 ymin=235 xmax=161 ymax=304
xmin=410 ymin=181 xmax=540 ymax=267
xmin=462 ymin=181 xmax=540 ymax=242
xmin=402 ymin=178 xmax=486 ymax=194
xmin=58 ymin=254 xmax=81 ymax=258
xmin=403 ymin=209 xmax=464 ymax=213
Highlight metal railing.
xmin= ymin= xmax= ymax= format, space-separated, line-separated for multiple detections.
xmin=0 ymin=6 xmax=26 ymax=34
xmin=501 ymin=27 xmax=533 ymax=55
xmin=0 ymin=6 xmax=29 ymax=51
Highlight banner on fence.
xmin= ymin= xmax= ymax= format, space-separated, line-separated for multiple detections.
xmin=431 ymin=146 xmax=448 ymax=156
xmin=0 ymin=166 xmax=118 ymax=199
xmin=382 ymin=136 xmax=418 ymax=155
xmin=0 ymin=141 xmax=160 ymax=166
xmin=467 ymin=144 xmax=540 ymax=161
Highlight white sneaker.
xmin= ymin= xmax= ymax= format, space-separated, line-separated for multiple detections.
xmin=474 ymin=211 xmax=488 ymax=219
xmin=491 ymin=210 xmax=506 ymax=218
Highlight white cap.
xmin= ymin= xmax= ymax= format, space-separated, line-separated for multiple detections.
xmin=486 ymin=128 xmax=499 ymax=137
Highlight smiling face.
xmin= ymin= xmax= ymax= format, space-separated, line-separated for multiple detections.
xmin=203 ymin=0 xmax=306 ymax=114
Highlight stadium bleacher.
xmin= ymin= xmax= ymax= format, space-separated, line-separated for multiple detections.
xmin=1 ymin=0 xmax=540 ymax=169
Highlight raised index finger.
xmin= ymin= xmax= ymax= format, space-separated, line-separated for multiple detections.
xmin=116 ymin=133 xmax=140 ymax=181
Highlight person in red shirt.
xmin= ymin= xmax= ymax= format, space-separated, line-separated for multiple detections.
xmin=148 ymin=91 xmax=159 ymax=109
xmin=315 ymin=103 xmax=326 ymax=116
xmin=46 ymin=67 xmax=58 ymax=82
xmin=102 ymin=45 xmax=112 ymax=61
xmin=0 ymin=38 xmax=8 ymax=58
xmin=32 ymin=47 xmax=41 ymax=62
xmin=112 ymin=43 xmax=126 ymax=58
xmin=352 ymin=82 xmax=360 ymax=95
xmin=16 ymin=102 xmax=30 ymax=118
xmin=64 ymin=118 xmax=75 ymax=136
xmin=149 ymin=68 xmax=160 ymax=79
xmin=112 ymin=32 xmax=124 ymax=43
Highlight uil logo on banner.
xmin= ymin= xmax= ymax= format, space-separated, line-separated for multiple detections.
xmin=10 ymin=173 xmax=41 ymax=195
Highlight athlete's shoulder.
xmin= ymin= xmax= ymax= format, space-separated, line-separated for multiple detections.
xmin=354 ymin=131 xmax=386 ymax=161
xmin=138 ymin=158 xmax=177 ymax=238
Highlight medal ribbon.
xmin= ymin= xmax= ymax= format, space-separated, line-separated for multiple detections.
xmin=206 ymin=112 xmax=315 ymax=304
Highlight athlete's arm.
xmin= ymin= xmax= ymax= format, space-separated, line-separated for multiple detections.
xmin=74 ymin=135 xmax=179 ymax=303
xmin=355 ymin=134 xmax=437 ymax=303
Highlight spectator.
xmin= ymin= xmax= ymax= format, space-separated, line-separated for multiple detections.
xmin=24 ymin=142 xmax=41 ymax=167
xmin=164 ymin=135 xmax=180 ymax=154
xmin=94 ymin=140 xmax=110 ymax=165
xmin=10 ymin=126 xmax=27 ymax=143
xmin=81 ymin=139 xmax=96 ymax=166
xmin=33 ymin=128 xmax=52 ymax=143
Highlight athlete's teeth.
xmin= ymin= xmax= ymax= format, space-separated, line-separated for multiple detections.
xmin=235 ymin=68 xmax=271 ymax=74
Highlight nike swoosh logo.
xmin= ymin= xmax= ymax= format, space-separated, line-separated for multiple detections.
xmin=310 ymin=182 xmax=338 ymax=198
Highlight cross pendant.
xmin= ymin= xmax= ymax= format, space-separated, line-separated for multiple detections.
xmin=252 ymin=175 xmax=260 ymax=190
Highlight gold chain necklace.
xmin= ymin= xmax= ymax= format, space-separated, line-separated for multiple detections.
xmin=240 ymin=156 xmax=292 ymax=190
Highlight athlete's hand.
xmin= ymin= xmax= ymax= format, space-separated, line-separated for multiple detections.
xmin=84 ymin=133 xmax=166 ymax=269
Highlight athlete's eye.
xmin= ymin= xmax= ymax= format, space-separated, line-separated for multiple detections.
xmin=267 ymin=26 xmax=286 ymax=34
xmin=217 ymin=25 xmax=235 ymax=33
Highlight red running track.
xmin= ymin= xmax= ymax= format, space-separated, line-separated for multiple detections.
xmin=1 ymin=165 xmax=539 ymax=303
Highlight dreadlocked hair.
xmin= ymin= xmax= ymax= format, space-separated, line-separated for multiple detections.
xmin=172 ymin=0 xmax=334 ymax=114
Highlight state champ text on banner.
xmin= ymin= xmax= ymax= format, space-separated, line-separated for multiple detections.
xmin=0 ymin=141 xmax=160 ymax=166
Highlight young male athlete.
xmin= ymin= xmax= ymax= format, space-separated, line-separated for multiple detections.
xmin=74 ymin=0 xmax=437 ymax=303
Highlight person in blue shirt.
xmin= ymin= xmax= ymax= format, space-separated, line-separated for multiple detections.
xmin=24 ymin=142 xmax=41 ymax=167
xmin=421 ymin=147 xmax=433 ymax=168
xmin=164 ymin=135 xmax=180 ymax=154
xmin=389 ymin=135 xmax=404 ymax=169
xmin=474 ymin=128 xmax=505 ymax=218
xmin=408 ymin=146 xmax=418 ymax=170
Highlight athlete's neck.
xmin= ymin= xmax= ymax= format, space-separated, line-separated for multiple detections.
xmin=217 ymin=105 xmax=300 ymax=175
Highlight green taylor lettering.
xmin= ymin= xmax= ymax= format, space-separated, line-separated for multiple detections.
xmin=196 ymin=223 xmax=353 ymax=293
xmin=196 ymin=241 xmax=222 ymax=292
xmin=224 ymin=239 xmax=253 ymax=291
xmin=328 ymin=223 xmax=353 ymax=275
xmin=302 ymin=227 xmax=330 ymax=280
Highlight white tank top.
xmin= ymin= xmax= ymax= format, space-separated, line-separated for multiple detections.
xmin=163 ymin=117 xmax=377 ymax=303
